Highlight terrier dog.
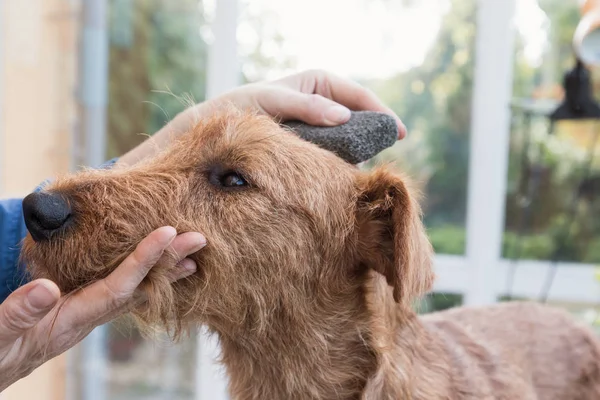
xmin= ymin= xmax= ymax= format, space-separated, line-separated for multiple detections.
xmin=21 ymin=110 xmax=600 ymax=399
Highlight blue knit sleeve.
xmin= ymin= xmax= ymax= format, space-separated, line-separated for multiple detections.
xmin=0 ymin=198 xmax=29 ymax=302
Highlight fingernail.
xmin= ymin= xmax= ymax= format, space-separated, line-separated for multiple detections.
xmin=179 ymin=258 xmax=197 ymax=272
xmin=190 ymin=233 xmax=207 ymax=253
xmin=175 ymin=259 xmax=197 ymax=279
xmin=27 ymin=281 xmax=58 ymax=310
xmin=398 ymin=121 xmax=408 ymax=139
xmin=324 ymin=105 xmax=351 ymax=124
xmin=164 ymin=226 xmax=177 ymax=241
xmin=192 ymin=241 xmax=207 ymax=253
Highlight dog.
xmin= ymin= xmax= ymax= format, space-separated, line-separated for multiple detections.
xmin=21 ymin=110 xmax=600 ymax=399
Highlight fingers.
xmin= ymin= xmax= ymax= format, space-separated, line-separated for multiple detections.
xmin=129 ymin=232 xmax=205 ymax=306
xmin=282 ymin=70 xmax=407 ymax=139
xmin=0 ymin=279 xmax=60 ymax=347
xmin=61 ymin=227 xmax=205 ymax=321
xmin=101 ymin=226 xmax=179 ymax=299
xmin=260 ymin=90 xmax=352 ymax=127
xmin=163 ymin=231 xmax=206 ymax=282
xmin=23 ymin=228 xmax=206 ymax=356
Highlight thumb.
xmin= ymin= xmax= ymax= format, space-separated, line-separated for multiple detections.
xmin=264 ymin=91 xmax=352 ymax=126
xmin=0 ymin=279 xmax=60 ymax=347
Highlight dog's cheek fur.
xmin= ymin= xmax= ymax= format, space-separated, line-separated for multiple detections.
xmin=167 ymin=197 xmax=335 ymax=337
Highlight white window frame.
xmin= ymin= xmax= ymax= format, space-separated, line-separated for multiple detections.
xmin=77 ymin=1 xmax=110 ymax=400
xmin=464 ymin=0 xmax=517 ymax=305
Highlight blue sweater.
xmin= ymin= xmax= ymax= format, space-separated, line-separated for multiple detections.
xmin=0 ymin=198 xmax=29 ymax=302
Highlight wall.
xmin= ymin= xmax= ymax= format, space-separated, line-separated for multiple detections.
xmin=1 ymin=0 xmax=76 ymax=197
xmin=0 ymin=0 xmax=78 ymax=398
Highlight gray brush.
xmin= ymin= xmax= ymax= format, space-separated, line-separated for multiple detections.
xmin=283 ymin=111 xmax=398 ymax=164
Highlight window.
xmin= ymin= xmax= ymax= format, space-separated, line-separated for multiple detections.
xmin=238 ymin=0 xmax=477 ymax=258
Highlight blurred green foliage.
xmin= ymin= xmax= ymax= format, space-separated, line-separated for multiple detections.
xmin=428 ymin=224 xmax=600 ymax=263
xmin=364 ymin=0 xmax=476 ymax=235
xmin=427 ymin=225 xmax=465 ymax=255
xmin=107 ymin=0 xmax=208 ymax=159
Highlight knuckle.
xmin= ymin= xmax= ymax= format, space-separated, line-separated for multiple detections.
xmin=134 ymin=240 xmax=165 ymax=267
xmin=1 ymin=302 xmax=37 ymax=332
xmin=295 ymin=69 xmax=329 ymax=93
xmin=129 ymin=247 xmax=150 ymax=269
xmin=302 ymin=95 xmax=328 ymax=123
xmin=309 ymin=69 xmax=336 ymax=98
xmin=50 ymin=328 xmax=83 ymax=353
xmin=306 ymin=93 xmax=323 ymax=107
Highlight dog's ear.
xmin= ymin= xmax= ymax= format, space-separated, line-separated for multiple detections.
xmin=355 ymin=167 xmax=434 ymax=306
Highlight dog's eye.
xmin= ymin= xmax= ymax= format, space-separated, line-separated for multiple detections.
xmin=207 ymin=165 xmax=251 ymax=191
xmin=221 ymin=172 xmax=247 ymax=188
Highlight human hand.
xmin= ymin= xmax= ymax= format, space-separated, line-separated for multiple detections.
xmin=0 ymin=227 xmax=205 ymax=392
xmin=118 ymin=70 xmax=404 ymax=166
xmin=195 ymin=69 xmax=406 ymax=137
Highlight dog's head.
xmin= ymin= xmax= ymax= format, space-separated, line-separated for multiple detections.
xmin=21 ymin=110 xmax=433 ymax=334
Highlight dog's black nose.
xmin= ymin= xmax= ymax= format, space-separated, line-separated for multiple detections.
xmin=23 ymin=192 xmax=72 ymax=242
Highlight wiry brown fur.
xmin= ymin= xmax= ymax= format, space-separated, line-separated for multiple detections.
xmin=22 ymin=109 xmax=600 ymax=399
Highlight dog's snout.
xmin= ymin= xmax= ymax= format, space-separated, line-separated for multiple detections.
xmin=23 ymin=192 xmax=72 ymax=242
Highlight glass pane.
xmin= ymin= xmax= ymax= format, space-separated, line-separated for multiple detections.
xmin=239 ymin=0 xmax=477 ymax=255
xmin=506 ymin=0 xmax=600 ymax=263
xmin=106 ymin=0 xmax=208 ymax=159
xmin=417 ymin=292 xmax=463 ymax=314
xmin=106 ymin=323 xmax=197 ymax=400
xmin=68 ymin=323 xmax=197 ymax=400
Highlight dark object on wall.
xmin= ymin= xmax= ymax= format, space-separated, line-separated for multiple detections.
xmin=578 ymin=175 xmax=600 ymax=202
xmin=550 ymin=59 xmax=600 ymax=122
